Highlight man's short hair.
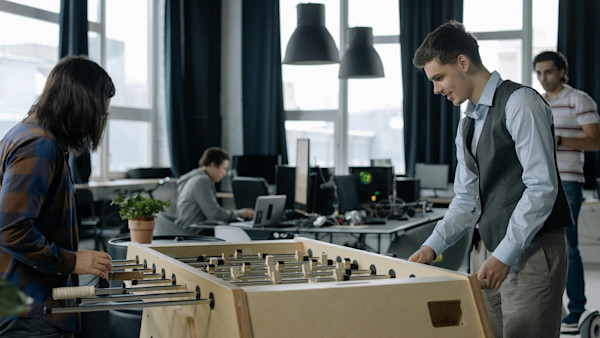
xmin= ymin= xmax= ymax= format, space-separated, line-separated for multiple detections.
xmin=413 ymin=20 xmax=483 ymax=70
xmin=533 ymin=51 xmax=569 ymax=83
xmin=198 ymin=147 xmax=230 ymax=167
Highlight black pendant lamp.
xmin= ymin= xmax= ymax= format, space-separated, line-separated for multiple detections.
xmin=282 ymin=3 xmax=339 ymax=65
xmin=339 ymin=27 xmax=384 ymax=78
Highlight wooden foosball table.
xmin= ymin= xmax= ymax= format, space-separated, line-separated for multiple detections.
xmin=48 ymin=237 xmax=493 ymax=337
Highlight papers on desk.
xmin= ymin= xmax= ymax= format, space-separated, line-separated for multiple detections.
xmin=229 ymin=221 xmax=253 ymax=228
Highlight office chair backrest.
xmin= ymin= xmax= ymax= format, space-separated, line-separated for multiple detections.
xmin=76 ymin=188 xmax=97 ymax=217
xmin=231 ymin=177 xmax=270 ymax=209
xmin=334 ymin=175 xmax=361 ymax=212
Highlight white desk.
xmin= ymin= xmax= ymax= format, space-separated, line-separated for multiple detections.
xmin=75 ymin=178 xmax=178 ymax=201
xmin=191 ymin=208 xmax=446 ymax=253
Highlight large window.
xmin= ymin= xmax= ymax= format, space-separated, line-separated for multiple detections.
xmin=281 ymin=0 xmax=404 ymax=173
xmin=280 ymin=0 xmax=559 ymax=174
xmin=463 ymin=0 xmax=559 ymax=88
xmin=0 ymin=0 xmax=162 ymax=179
xmin=0 ymin=1 xmax=59 ymax=138
xmin=88 ymin=0 xmax=157 ymax=178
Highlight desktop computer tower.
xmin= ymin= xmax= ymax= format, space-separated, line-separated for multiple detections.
xmin=395 ymin=177 xmax=420 ymax=203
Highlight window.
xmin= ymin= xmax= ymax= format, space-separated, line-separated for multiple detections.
xmin=464 ymin=0 xmax=559 ymax=88
xmin=281 ymin=0 xmax=404 ymax=173
xmin=0 ymin=1 xmax=59 ymax=138
xmin=0 ymin=0 xmax=165 ymax=180
xmin=88 ymin=0 xmax=158 ymax=179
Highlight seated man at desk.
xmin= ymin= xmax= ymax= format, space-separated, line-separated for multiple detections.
xmin=175 ymin=147 xmax=254 ymax=233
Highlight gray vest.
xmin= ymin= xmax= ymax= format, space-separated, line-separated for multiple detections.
xmin=461 ymin=80 xmax=573 ymax=251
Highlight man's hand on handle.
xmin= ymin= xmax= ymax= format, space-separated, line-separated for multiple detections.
xmin=73 ymin=251 xmax=112 ymax=279
xmin=476 ymin=255 xmax=509 ymax=290
xmin=408 ymin=246 xmax=435 ymax=265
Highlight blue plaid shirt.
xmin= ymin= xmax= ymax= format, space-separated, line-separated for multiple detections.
xmin=0 ymin=111 xmax=79 ymax=333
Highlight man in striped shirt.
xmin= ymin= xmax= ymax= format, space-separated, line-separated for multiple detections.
xmin=534 ymin=51 xmax=600 ymax=333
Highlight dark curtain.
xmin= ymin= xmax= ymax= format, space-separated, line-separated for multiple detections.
xmin=165 ymin=0 xmax=222 ymax=177
xmin=241 ymin=0 xmax=288 ymax=163
xmin=399 ymin=0 xmax=463 ymax=179
xmin=558 ymin=0 xmax=600 ymax=189
xmin=59 ymin=0 xmax=90 ymax=183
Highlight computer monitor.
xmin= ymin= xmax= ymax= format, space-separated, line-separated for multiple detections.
xmin=294 ymin=139 xmax=310 ymax=213
xmin=334 ymin=175 xmax=361 ymax=212
xmin=276 ymin=165 xmax=333 ymax=214
xmin=414 ymin=163 xmax=449 ymax=197
xmin=232 ymin=155 xmax=281 ymax=184
xmin=348 ymin=166 xmax=395 ymax=204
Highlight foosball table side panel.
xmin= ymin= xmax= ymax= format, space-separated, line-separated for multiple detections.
xmin=244 ymin=278 xmax=489 ymax=337
xmin=126 ymin=243 xmax=253 ymax=338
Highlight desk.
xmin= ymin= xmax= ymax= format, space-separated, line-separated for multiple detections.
xmin=191 ymin=208 xmax=446 ymax=253
xmin=75 ymin=178 xmax=174 ymax=191
xmin=74 ymin=178 xmax=178 ymax=202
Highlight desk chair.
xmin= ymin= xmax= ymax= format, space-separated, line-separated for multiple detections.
xmin=231 ymin=177 xmax=270 ymax=209
xmin=214 ymin=225 xmax=251 ymax=242
xmin=76 ymin=189 xmax=102 ymax=251
xmin=154 ymin=212 xmax=198 ymax=237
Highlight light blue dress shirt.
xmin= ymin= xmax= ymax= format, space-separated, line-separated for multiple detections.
xmin=423 ymin=71 xmax=559 ymax=267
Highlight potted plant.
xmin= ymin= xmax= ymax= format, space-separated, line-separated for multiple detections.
xmin=111 ymin=195 xmax=171 ymax=244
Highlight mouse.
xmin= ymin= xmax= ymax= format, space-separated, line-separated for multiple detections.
xmin=313 ymin=215 xmax=327 ymax=227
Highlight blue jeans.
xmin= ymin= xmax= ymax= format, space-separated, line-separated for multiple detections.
xmin=562 ymin=181 xmax=586 ymax=315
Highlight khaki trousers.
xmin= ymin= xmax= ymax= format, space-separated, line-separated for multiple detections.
xmin=470 ymin=229 xmax=567 ymax=338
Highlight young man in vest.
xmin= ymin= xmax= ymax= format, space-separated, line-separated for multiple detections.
xmin=408 ymin=21 xmax=573 ymax=338
xmin=534 ymin=51 xmax=600 ymax=333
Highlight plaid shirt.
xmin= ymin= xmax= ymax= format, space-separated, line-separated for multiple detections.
xmin=0 ymin=112 xmax=79 ymax=333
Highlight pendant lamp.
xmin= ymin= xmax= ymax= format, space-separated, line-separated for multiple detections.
xmin=339 ymin=27 xmax=384 ymax=78
xmin=282 ymin=3 xmax=340 ymax=65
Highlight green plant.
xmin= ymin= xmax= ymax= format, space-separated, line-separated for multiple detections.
xmin=111 ymin=195 xmax=171 ymax=220
xmin=0 ymin=278 xmax=32 ymax=316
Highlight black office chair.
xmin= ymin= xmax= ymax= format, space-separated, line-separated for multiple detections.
xmin=231 ymin=177 xmax=270 ymax=209
xmin=76 ymin=189 xmax=102 ymax=251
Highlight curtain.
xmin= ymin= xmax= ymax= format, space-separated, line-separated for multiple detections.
xmin=59 ymin=0 xmax=90 ymax=183
xmin=399 ymin=0 xmax=463 ymax=179
xmin=241 ymin=0 xmax=288 ymax=163
xmin=165 ymin=0 xmax=222 ymax=177
xmin=558 ymin=0 xmax=600 ymax=189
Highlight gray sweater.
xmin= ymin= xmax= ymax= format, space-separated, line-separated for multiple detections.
xmin=175 ymin=168 xmax=238 ymax=228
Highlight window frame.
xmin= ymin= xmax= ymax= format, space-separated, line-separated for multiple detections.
xmin=468 ymin=0 xmax=533 ymax=86
xmin=0 ymin=0 xmax=160 ymax=180
xmin=89 ymin=0 xmax=157 ymax=179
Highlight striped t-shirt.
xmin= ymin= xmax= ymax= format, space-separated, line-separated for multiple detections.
xmin=546 ymin=84 xmax=599 ymax=182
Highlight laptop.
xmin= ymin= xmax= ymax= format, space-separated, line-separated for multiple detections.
xmin=230 ymin=195 xmax=287 ymax=228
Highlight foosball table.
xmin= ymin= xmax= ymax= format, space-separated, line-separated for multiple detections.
xmin=48 ymin=237 xmax=493 ymax=337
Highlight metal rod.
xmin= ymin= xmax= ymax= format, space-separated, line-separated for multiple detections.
xmin=45 ymin=298 xmax=211 ymax=314
xmin=95 ymin=284 xmax=186 ymax=296
xmin=79 ymin=291 xmax=195 ymax=304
